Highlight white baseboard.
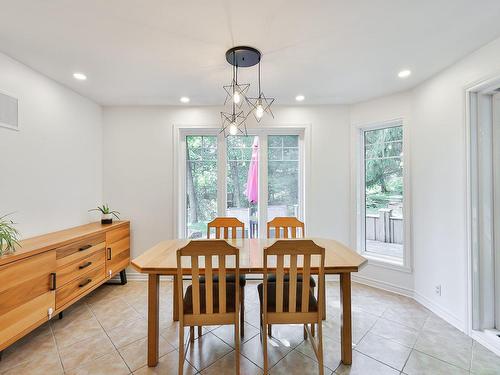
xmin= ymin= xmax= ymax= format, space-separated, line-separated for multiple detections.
xmin=471 ymin=330 xmax=500 ymax=356
xmin=413 ymin=291 xmax=466 ymax=333
xmin=352 ymin=274 xmax=414 ymax=297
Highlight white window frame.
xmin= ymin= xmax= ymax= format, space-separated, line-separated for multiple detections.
xmin=352 ymin=118 xmax=412 ymax=271
xmin=173 ymin=124 xmax=309 ymax=239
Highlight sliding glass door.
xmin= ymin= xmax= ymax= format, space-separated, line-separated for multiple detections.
xmin=180 ymin=129 xmax=304 ymax=239
xmin=185 ymin=135 xmax=218 ymax=239
xmin=226 ymin=135 xmax=260 ymax=238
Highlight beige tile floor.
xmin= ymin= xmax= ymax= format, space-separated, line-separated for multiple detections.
xmin=1 ymin=280 xmax=500 ymax=374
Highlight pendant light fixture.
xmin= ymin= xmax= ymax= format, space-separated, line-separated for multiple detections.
xmin=247 ymin=62 xmax=275 ymax=122
xmin=220 ymin=46 xmax=275 ymax=137
xmin=223 ymin=63 xmax=250 ymax=108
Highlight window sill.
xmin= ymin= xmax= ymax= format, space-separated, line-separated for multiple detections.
xmin=361 ymin=252 xmax=412 ymax=273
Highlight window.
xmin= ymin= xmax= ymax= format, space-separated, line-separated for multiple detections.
xmin=358 ymin=122 xmax=407 ymax=266
xmin=268 ymin=135 xmax=300 ymax=236
xmin=185 ymin=135 xmax=218 ymax=239
xmin=179 ymin=129 xmax=305 ymax=239
xmin=226 ymin=135 xmax=259 ymax=238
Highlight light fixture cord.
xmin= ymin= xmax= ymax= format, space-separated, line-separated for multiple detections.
xmin=232 ymin=57 xmax=236 ymax=117
xmin=258 ymin=61 xmax=262 ymax=97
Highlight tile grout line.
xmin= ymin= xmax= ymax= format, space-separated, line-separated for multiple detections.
xmin=48 ymin=323 xmax=66 ymax=374
xmin=397 ymin=314 xmax=429 ymax=374
xmin=85 ymin=299 xmax=134 ymax=374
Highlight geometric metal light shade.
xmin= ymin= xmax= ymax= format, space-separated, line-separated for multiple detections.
xmin=223 ymin=81 xmax=250 ymax=109
xmin=247 ymin=92 xmax=275 ymax=123
xmin=219 ymin=109 xmax=247 ymax=137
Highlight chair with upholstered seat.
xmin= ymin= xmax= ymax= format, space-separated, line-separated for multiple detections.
xmin=266 ymin=217 xmax=319 ymax=335
xmin=258 ymin=240 xmax=325 ymax=374
xmin=177 ymin=240 xmax=240 ymax=375
xmin=201 ymin=217 xmax=246 ymax=336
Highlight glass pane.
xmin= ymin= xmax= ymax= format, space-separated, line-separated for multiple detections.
xmin=186 ymin=135 xmax=218 ymax=239
xmin=226 ymin=135 xmax=259 ymax=238
xmin=364 ymin=126 xmax=404 ymax=259
xmin=268 ymin=135 xmax=300 ymax=237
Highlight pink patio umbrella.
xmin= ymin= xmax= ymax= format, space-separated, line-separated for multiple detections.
xmin=245 ymin=136 xmax=259 ymax=204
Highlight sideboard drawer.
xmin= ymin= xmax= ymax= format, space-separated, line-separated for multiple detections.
xmin=56 ymin=234 xmax=105 ymax=269
xmin=56 ymin=264 xmax=105 ymax=309
xmin=57 ymin=249 xmax=106 ymax=287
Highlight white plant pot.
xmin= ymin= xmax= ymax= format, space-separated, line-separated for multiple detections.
xmin=101 ymin=213 xmax=113 ymax=224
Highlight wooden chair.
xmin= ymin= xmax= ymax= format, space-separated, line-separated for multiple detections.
xmin=266 ymin=216 xmax=305 ymax=239
xmin=208 ymin=217 xmax=245 ymax=239
xmin=266 ymin=217 xmax=319 ymax=335
xmin=259 ymin=240 xmax=325 ymax=374
xmin=177 ymin=240 xmax=240 ymax=375
xmin=203 ymin=217 xmax=246 ymax=336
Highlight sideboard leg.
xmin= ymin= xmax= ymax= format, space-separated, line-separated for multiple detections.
xmin=58 ymin=312 xmax=63 ymax=320
xmin=120 ymin=270 xmax=127 ymax=285
xmin=0 ymin=350 xmax=3 ymax=361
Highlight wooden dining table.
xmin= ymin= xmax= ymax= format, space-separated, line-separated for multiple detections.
xmin=131 ymin=237 xmax=367 ymax=367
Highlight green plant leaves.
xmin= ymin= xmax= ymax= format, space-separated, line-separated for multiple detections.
xmin=0 ymin=213 xmax=20 ymax=255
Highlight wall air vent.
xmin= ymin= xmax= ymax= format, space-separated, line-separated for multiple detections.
xmin=0 ymin=91 xmax=18 ymax=130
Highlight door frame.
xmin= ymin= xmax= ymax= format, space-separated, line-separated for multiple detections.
xmin=465 ymin=74 xmax=500 ymax=355
xmin=172 ymin=124 xmax=311 ymax=239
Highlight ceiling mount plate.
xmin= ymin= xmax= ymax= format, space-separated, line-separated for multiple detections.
xmin=226 ymin=46 xmax=261 ymax=67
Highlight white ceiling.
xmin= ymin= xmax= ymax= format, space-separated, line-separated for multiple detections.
xmin=1 ymin=0 xmax=500 ymax=105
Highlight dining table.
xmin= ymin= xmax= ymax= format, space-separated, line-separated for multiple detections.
xmin=131 ymin=237 xmax=367 ymax=367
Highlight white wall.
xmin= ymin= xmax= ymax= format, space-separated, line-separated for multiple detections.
xmin=411 ymin=37 xmax=500 ymax=330
xmin=0 ymin=52 xmax=102 ymax=238
xmin=349 ymin=92 xmax=414 ymax=293
xmin=102 ymin=105 xmax=351 ymax=263
xmin=348 ymin=37 xmax=500 ymax=332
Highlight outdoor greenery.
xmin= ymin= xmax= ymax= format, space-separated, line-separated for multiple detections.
xmin=268 ymin=135 xmax=299 ymax=216
xmin=185 ymin=135 xmax=300 ymax=238
xmin=365 ymin=126 xmax=403 ymax=214
xmin=0 ymin=213 xmax=20 ymax=255
xmin=186 ymin=136 xmax=218 ymax=237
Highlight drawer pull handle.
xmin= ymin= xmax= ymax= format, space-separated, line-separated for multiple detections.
xmin=79 ymin=244 xmax=92 ymax=251
xmin=50 ymin=273 xmax=57 ymax=290
xmin=79 ymin=278 xmax=92 ymax=288
xmin=79 ymin=261 xmax=92 ymax=270
xmin=107 ymin=247 xmax=112 ymax=260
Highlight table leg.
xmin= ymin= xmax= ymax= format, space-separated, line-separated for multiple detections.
xmin=340 ymin=272 xmax=352 ymax=365
xmin=173 ymin=275 xmax=179 ymax=321
xmin=322 ymin=274 xmax=326 ymax=320
xmin=148 ymin=274 xmax=160 ymax=367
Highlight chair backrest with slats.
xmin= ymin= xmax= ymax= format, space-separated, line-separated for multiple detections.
xmin=263 ymin=240 xmax=324 ymax=319
xmin=267 ymin=217 xmax=305 ymax=239
xmin=176 ymin=240 xmax=239 ymax=326
xmin=207 ymin=217 xmax=245 ymax=239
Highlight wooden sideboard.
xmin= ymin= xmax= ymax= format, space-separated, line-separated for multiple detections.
xmin=0 ymin=221 xmax=130 ymax=352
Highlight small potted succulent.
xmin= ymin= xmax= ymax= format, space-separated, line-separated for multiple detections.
xmin=0 ymin=213 xmax=20 ymax=256
xmin=89 ymin=204 xmax=120 ymax=224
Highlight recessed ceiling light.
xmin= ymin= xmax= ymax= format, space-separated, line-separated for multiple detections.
xmin=73 ymin=72 xmax=87 ymax=81
xmin=295 ymin=95 xmax=305 ymax=102
xmin=398 ymin=70 xmax=411 ymax=78
xmin=180 ymin=96 xmax=190 ymax=103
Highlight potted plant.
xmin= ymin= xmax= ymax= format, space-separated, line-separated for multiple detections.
xmin=89 ymin=204 xmax=120 ymax=224
xmin=0 ymin=213 xmax=20 ymax=256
